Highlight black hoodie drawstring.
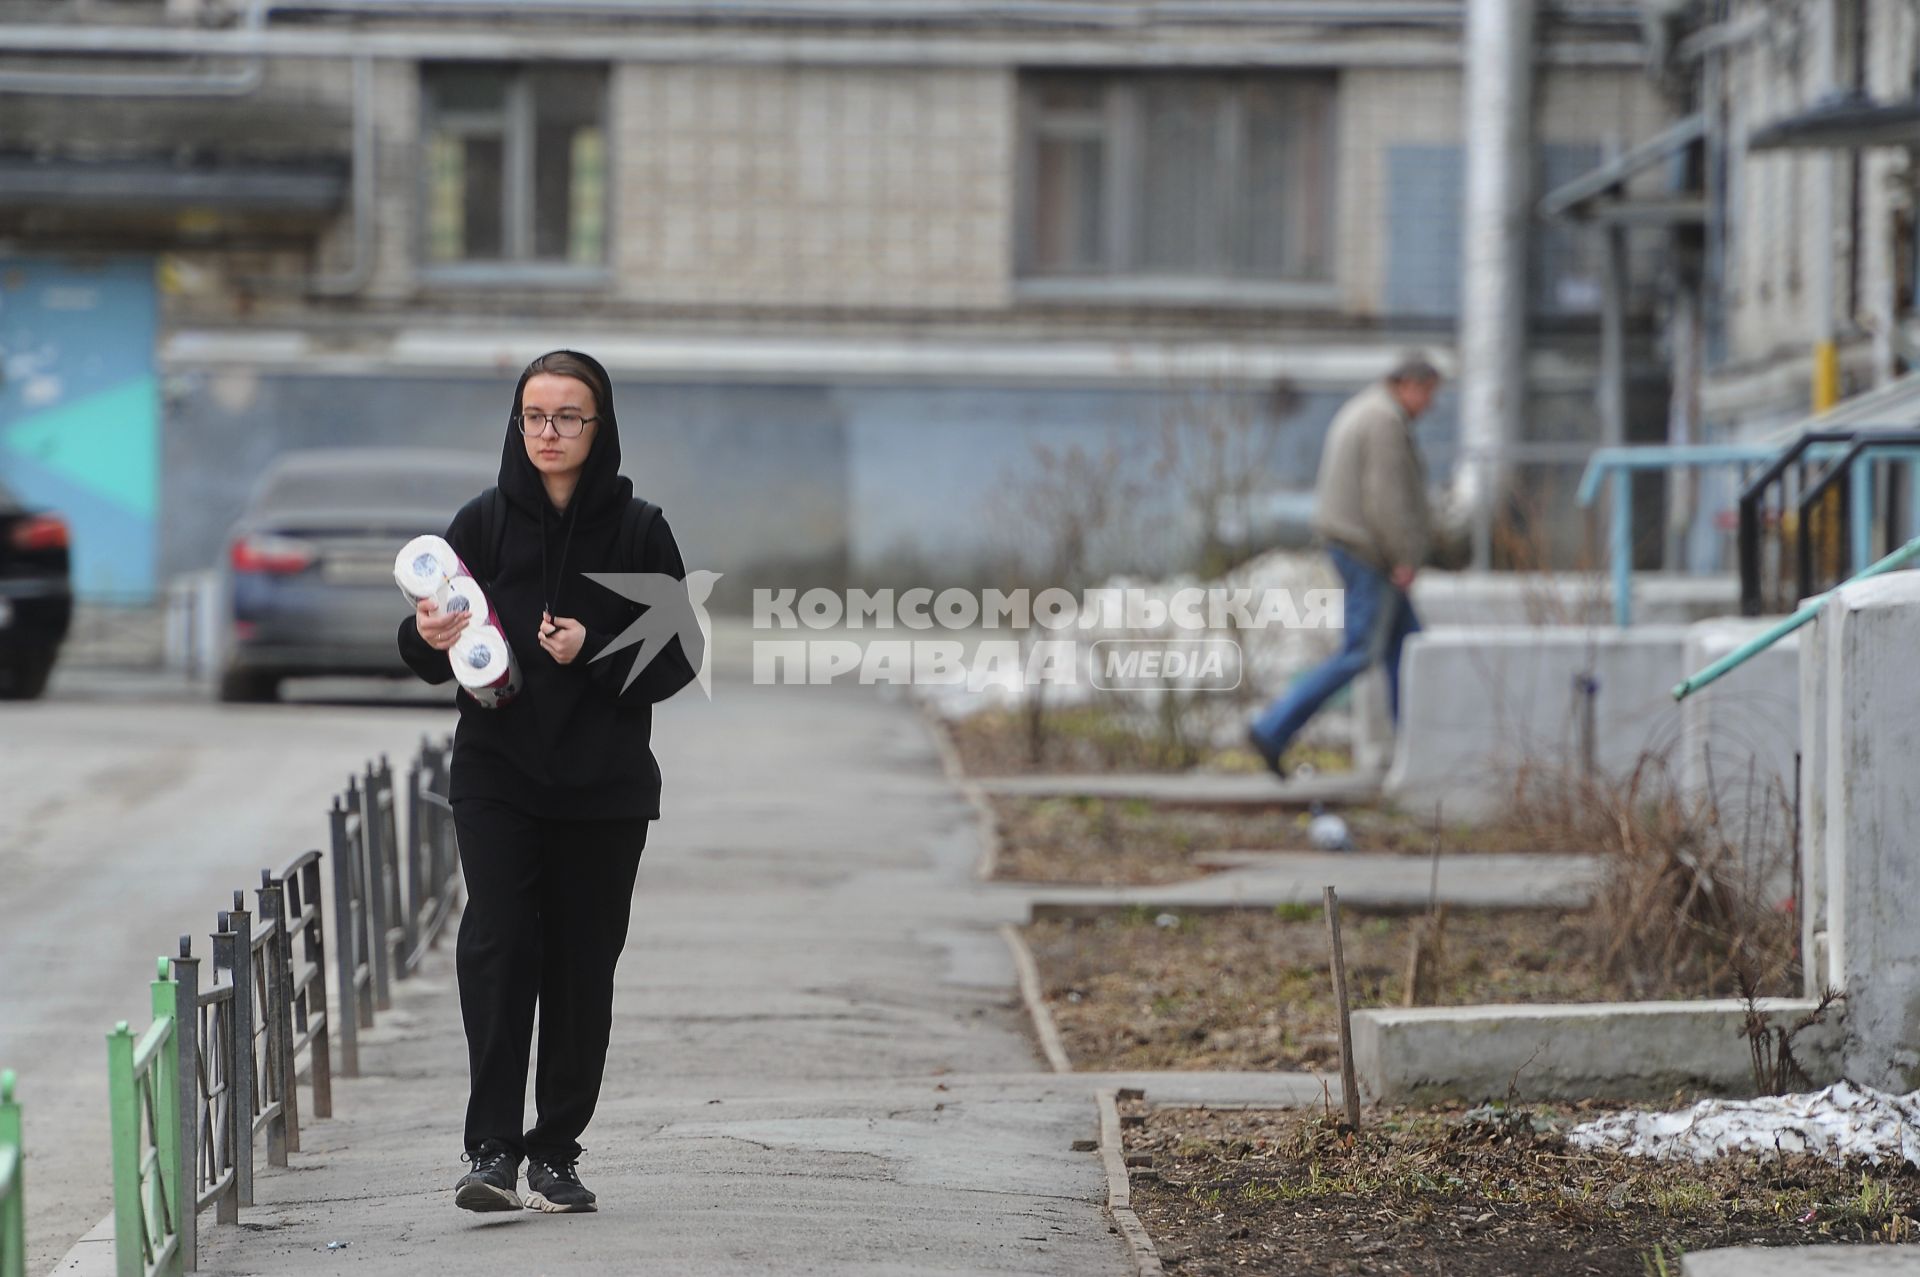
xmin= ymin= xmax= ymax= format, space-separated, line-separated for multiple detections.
xmin=539 ymin=499 xmax=580 ymax=631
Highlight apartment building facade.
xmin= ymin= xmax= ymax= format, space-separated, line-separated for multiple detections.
xmin=0 ymin=1 xmax=1676 ymax=600
xmin=1691 ymin=0 xmax=1920 ymax=435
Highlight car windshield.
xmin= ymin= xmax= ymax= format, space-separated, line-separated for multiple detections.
xmin=0 ymin=478 xmax=19 ymax=514
xmin=253 ymin=464 xmax=488 ymax=514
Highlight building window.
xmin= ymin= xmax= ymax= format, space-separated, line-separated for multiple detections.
xmin=421 ymin=63 xmax=608 ymax=270
xmin=1017 ymin=72 xmax=1337 ymax=293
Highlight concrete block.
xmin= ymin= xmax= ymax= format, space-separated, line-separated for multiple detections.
xmin=1409 ymin=572 xmax=1740 ymax=629
xmin=1819 ymin=573 xmax=1920 ymax=1091
xmin=1384 ymin=626 xmax=1692 ymax=821
xmin=1684 ymin=1246 xmax=1920 ymax=1276
xmin=1801 ymin=605 xmax=1831 ymax=995
xmin=1678 ymin=618 xmax=1799 ymax=903
xmin=1352 ymin=1000 xmax=1843 ymax=1104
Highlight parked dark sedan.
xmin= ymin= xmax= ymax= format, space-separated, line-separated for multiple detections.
xmin=0 ymin=479 xmax=73 ymax=700
xmin=218 ymin=448 xmax=494 ymax=702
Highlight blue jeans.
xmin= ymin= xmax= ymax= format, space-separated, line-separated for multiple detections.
xmin=1250 ymin=542 xmax=1421 ymax=755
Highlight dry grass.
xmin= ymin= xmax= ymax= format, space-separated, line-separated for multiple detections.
xmin=989 ymin=795 xmax=1590 ymax=886
xmin=1124 ymin=1100 xmax=1920 ymax=1276
xmin=1507 ymin=749 xmax=1800 ymax=1001
xmin=1022 ymin=906 xmax=1788 ymax=1074
xmin=942 ymin=704 xmax=1352 ymax=777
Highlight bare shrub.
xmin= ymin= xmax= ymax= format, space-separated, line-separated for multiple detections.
xmin=1151 ymin=374 xmax=1297 ymax=579
xmin=1739 ymin=974 xmax=1842 ymax=1095
xmin=1505 ymin=743 xmax=1799 ymax=1000
xmin=988 ymin=440 xmax=1143 ymax=767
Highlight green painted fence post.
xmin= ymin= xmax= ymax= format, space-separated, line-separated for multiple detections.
xmin=150 ymin=959 xmax=183 ymax=1276
xmin=1 ymin=1069 xmax=24 ymax=1277
xmin=106 ymin=1021 xmax=142 ymax=1277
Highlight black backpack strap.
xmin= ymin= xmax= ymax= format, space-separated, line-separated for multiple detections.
xmin=620 ymin=497 xmax=662 ymax=573
xmin=475 ymin=486 xmax=509 ymax=588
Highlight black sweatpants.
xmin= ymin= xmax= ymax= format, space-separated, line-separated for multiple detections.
xmin=451 ymin=796 xmax=648 ymax=1160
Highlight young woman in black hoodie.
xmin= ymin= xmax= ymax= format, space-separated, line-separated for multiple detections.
xmin=398 ymin=349 xmax=696 ymax=1215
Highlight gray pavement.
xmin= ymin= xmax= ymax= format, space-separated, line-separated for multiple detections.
xmin=161 ymin=680 xmax=1140 ymax=1275
xmin=0 ymin=680 xmax=451 ymax=1276
xmin=1683 ymin=1246 xmax=1920 ymax=1275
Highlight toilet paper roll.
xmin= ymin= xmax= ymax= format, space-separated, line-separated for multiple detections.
xmin=439 ymin=575 xmax=491 ymax=628
xmin=394 ymin=535 xmax=469 ymax=607
xmin=451 ymin=622 xmax=521 ymax=709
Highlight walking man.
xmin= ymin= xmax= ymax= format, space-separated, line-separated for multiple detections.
xmin=1248 ymin=354 xmax=1440 ymax=779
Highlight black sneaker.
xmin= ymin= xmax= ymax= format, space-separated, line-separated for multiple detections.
xmin=525 ymin=1150 xmax=597 ymax=1213
xmin=454 ymin=1140 xmax=523 ymax=1212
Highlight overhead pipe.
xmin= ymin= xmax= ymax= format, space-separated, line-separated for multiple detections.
xmin=1811 ymin=0 xmax=1841 ymax=412
xmin=305 ymin=53 xmax=375 ymax=297
xmin=1453 ymin=0 xmax=1536 ymax=569
xmin=0 ymin=0 xmax=271 ymax=97
xmin=0 ymin=30 xmax=1646 ymax=67
xmin=259 ymin=0 xmax=1648 ymax=25
xmin=0 ymin=11 xmax=1649 ymax=66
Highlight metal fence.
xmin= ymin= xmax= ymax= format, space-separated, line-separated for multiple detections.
xmin=106 ymin=961 xmax=184 ymax=1277
xmin=1 ymin=1070 xmax=23 ymax=1277
xmin=406 ymin=744 xmax=461 ymax=975
xmin=362 ymin=757 xmax=400 ymax=1011
xmin=13 ymin=733 xmax=470 ymax=1274
xmin=328 ymin=778 xmax=375 ymax=1079
xmin=169 ymin=934 xmax=233 ymax=1277
xmin=278 ymin=852 xmax=333 ymax=1126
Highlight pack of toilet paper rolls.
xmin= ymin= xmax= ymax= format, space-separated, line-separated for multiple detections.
xmin=451 ymin=621 xmax=521 ymax=709
xmin=395 ymin=534 xmax=519 ymax=708
xmin=394 ymin=535 xmax=471 ymax=609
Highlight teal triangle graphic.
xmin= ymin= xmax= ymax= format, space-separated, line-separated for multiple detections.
xmin=0 ymin=376 xmax=158 ymax=518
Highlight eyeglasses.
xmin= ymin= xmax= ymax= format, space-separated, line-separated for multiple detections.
xmin=515 ymin=410 xmax=597 ymax=438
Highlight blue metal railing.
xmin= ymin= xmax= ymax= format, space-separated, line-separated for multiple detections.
xmin=1674 ymin=534 xmax=1920 ymax=699
xmin=1576 ymin=444 xmax=1779 ymax=626
xmin=1579 ymin=434 xmax=1920 ymax=626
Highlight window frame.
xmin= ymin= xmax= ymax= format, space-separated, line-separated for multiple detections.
xmin=416 ymin=61 xmax=613 ymax=286
xmin=1014 ymin=70 xmax=1340 ymax=308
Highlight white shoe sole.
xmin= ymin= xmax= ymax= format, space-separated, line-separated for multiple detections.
xmin=454 ymin=1181 xmax=523 ymax=1212
xmin=525 ymin=1190 xmax=597 ymax=1214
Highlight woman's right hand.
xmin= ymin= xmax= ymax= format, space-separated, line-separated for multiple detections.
xmin=415 ymin=597 xmax=470 ymax=651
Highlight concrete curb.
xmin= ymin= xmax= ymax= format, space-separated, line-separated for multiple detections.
xmin=998 ymin=921 xmax=1075 ymax=1067
xmin=1000 ymin=923 xmax=1072 ymax=1073
xmin=913 ymin=697 xmax=1006 ymax=881
xmin=1353 ymin=998 xmax=1845 ymax=1103
xmin=1096 ymin=1088 xmax=1166 ymax=1277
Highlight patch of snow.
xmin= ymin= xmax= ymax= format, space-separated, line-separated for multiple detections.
xmin=912 ymin=546 xmax=1343 ymax=736
xmin=1568 ymin=1082 xmax=1920 ymax=1169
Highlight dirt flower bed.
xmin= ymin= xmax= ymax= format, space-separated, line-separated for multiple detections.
xmin=942 ymin=704 xmax=1353 ymax=777
xmin=990 ymin=796 xmax=1583 ymax=886
xmin=1024 ymin=909 xmax=1794 ymax=1073
xmin=1120 ymin=1099 xmax=1919 ymax=1276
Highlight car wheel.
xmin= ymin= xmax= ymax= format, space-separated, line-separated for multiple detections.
xmin=0 ymin=650 xmax=55 ymax=700
xmin=218 ymin=668 xmax=281 ymax=703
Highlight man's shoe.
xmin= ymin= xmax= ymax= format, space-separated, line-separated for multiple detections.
xmin=454 ymin=1140 xmax=523 ymax=1212
xmin=1247 ymin=726 xmax=1288 ymax=781
xmin=525 ymin=1150 xmax=598 ymax=1213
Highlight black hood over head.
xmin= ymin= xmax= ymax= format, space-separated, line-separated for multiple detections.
xmin=498 ymin=348 xmax=632 ymax=527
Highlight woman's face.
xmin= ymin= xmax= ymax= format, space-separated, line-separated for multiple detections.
xmin=520 ymin=372 xmax=599 ymax=480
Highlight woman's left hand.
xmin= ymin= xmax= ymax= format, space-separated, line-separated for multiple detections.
xmin=539 ymin=611 xmax=586 ymax=665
